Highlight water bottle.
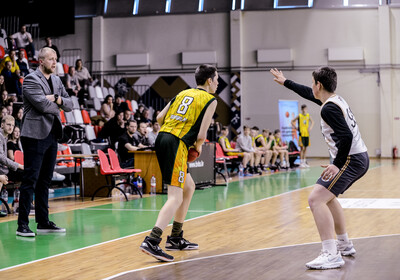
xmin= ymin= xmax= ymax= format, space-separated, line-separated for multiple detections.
xmin=1 ymin=187 xmax=8 ymax=213
xmin=13 ymin=187 xmax=20 ymax=214
xmin=137 ymin=174 xmax=143 ymax=195
xmin=150 ymin=175 xmax=156 ymax=195
xmin=239 ymin=163 xmax=244 ymax=177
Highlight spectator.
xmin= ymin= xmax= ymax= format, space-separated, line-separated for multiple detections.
xmin=113 ymin=94 xmax=129 ymax=114
xmin=0 ymin=107 xmax=8 ymax=122
xmin=152 ymin=110 xmax=160 ymax=122
xmin=1 ymin=90 xmax=8 ymax=107
xmin=134 ymin=104 xmax=145 ymax=122
xmin=7 ymin=126 xmax=21 ymax=161
xmin=6 ymin=102 xmax=13 ymax=116
xmin=98 ymin=111 xmax=125 ymax=148
xmin=207 ymin=118 xmax=221 ymax=142
xmin=100 ymin=95 xmax=115 ymax=121
xmin=1 ymin=62 xmax=21 ymax=95
xmin=0 ymin=50 xmax=20 ymax=73
xmin=133 ymin=122 xmax=150 ymax=148
xmin=65 ymin=66 xmax=81 ymax=96
xmin=147 ymin=120 xmax=160 ymax=146
xmin=6 ymin=36 xmax=17 ymax=51
xmin=75 ymin=59 xmax=92 ymax=88
xmin=140 ymin=108 xmax=152 ymax=124
xmin=16 ymin=49 xmax=30 ymax=77
xmin=0 ymin=24 xmax=7 ymax=50
xmin=0 ymin=75 xmax=5 ymax=93
xmin=13 ymin=107 xmax=23 ymax=128
xmin=12 ymin=25 xmax=35 ymax=59
xmin=117 ymin=120 xmax=140 ymax=168
xmin=236 ymin=125 xmax=262 ymax=175
xmin=124 ymin=109 xmax=132 ymax=122
xmin=43 ymin=37 xmax=60 ymax=61
xmin=273 ymin=129 xmax=289 ymax=168
xmin=218 ymin=126 xmax=253 ymax=175
xmin=0 ymin=115 xmax=23 ymax=182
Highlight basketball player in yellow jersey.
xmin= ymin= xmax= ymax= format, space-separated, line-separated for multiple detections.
xmin=291 ymin=104 xmax=314 ymax=168
xmin=140 ymin=64 xmax=218 ymax=262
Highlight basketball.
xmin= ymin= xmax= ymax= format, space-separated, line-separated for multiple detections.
xmin=187 ymin=147 xmax=199 ymax=162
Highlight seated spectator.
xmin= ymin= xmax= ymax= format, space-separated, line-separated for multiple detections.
xmin=252 ymin=126 xmax=273 ymax=170
xmin=0 ymin=107 xmax=8 ymax=122
xmin=0 ymin=75 xmax=5 ymax=93
xmin=140 ymin=108 xmax=152 ymax=124
xmin=98 ymin=111 xmax=125 ymax=147
xmin=124 ymin=109 xmax=132 ymax=122
xmin=43 ymin=37 xmax=60 ymax=61
xmin=273 ymin=129 xmax=289 ymax=168
xmin=133 ymin=121 xmax=150 ymax=148
xmin=0 ymin=50 xmax=20 ymax=73
xmin=117 ymin=120 xmax=140 ymax=168
xmin=114 ymin=95 xmax=129 ymax=114
xmin=7 ymin=126 xmax=21 ymax=161
xmin=262 ymin=129 xmax=278 ymax=168
xmin=207 ymin=118 xmax=221 ymax=142
xmin=16 ymin=49 xmax=29 ymax=77
xmin=147 ymin=120 xmax=160 ymax=146
xmin=12 ymin=25 xmax=35 ymax=59
xmin=6 ymin=36 xmax=17 ymax=51
xmin=134 ymin=104 xmax=145 ymax=123
xmin=100 ymin=95 xmax=115 ymax=121
xmin=1 ymin=62 xmax=21 ymax=95
xmin=0 ymin=24 xmax=7 ymax=50
xmin=0 ymin=115 xmax=23 ymax=182
xmin=65 ymin=66 xmax=81 ymax=96
xmin=1 ymin=90 xmax=8 ymax=107
xmin=5 ymin=101 xmax=13 ymax=116
xmin=12 ymin=107 xmax=23 ymax=128
xmin=219 ymin=126 xmax=252 ymax=174
xmin=75 ymin=59 xmax=93 ymax=88
xmin=236 ymin=125 xmax=262 ymax=175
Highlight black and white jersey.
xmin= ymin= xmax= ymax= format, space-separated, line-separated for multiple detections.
xmin=321 ymin=94 xmax=367 ymax=160
xmin=283 ymin=79 xmax=367 ymax=169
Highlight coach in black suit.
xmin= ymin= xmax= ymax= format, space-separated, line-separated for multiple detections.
xmin=17 ymin=47 xmax=73 ymax=237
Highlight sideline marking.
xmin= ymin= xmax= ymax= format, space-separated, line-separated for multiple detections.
xmin=338 ymin=198 xmax=400 ymax=209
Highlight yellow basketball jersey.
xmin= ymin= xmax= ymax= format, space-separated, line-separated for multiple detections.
xmin=219 ymin=136 xmax=232 ymax=150
xmin=160 ymin=88 xmax=216 ymax=147
xmin=298 ymin=113 xmax=310 ymax=137
xmin=254 ymin=134 xmax=263 ymax=147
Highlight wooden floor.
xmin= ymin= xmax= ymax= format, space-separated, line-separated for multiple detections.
xmin=0 ymin=158 xmax=399 ymax=280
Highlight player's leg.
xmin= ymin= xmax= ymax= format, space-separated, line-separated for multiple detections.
xmin=306 ymin=184 xmax=344 ymax=269
xmin=166 ymin=174 xmax=199 ymax=251
xmin=327 ymin=197 xmax=355 ymax=256
xmin=253 ymin=151 xmax=262 ymax=174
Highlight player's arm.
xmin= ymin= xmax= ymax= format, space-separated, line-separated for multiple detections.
xmin=270 ymin=68 xmax=322 ymax=106
xmin=156 ymin=101 xmax=171 ymax=126
xmin=194 ymin=100 xmax=217 ymax=154
xmin=291 ymin=116 xmax=298 ymax=129
xmin=309 ymin=115 xmax=314 ymax=131
xmin=321 ymin=103 xmax=353 ymax=169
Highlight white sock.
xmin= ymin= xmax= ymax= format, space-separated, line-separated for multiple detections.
xmin=337 ymin=233 xmax=349 ymax=244
xmin=322 ymin=239 xmax=337 ymax=255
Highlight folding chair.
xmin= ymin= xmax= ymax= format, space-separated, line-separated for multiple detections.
xmin=91 ymin=150 xmax=141 ymax=201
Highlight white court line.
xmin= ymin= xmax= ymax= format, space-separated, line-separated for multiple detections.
xmin=0 ymin=163 xmax=382 ymax=272
xmin=80 ymin=208 xmax=215 ymax=213
xmin=103 ymin=233 xmax=400 ymax=280
xmin=0 ymin=184 xmax=313 ymax=272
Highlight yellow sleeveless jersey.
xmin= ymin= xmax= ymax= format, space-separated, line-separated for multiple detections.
xmin=254 ymin=134 xmax=263 ymax=147
xmin=298 ymin=113 xmax=310 ymax=137
xmin=160 ymin=88 xmax=216 ymax=147
xmin=219 ymin=136 xmax=232 ymax=150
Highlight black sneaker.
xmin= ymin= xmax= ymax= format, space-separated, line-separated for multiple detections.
xmin=0 ymin=211 xmax=7 ymax=217
xmin=16 ymin=224 xmax=35 ymax=237
xmin=140 ymin=236 xmax=174 ymax=262
xmin=165 ymin=231 xmax=199 ymax=251
xmin=37 ymin=221 xmax=66 ymax=233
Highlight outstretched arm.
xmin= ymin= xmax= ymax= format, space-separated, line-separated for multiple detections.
xmin=270 ymin=68 xmax=322 ymax=106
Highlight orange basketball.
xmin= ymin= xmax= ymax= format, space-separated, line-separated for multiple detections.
xmin=285 ymin=111 xmax=290 ymax=118
xmin=187 ymin=147 xmax=199 ymax=162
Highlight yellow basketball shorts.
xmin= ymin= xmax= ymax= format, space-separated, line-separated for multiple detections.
xmin=155 ymin=132 xmax=188 ymax=189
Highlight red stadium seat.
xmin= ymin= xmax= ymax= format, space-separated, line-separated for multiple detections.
xmin=0 ymin=46 xmax=5 ymax=59
xmin=81 ymin=110 xmax=91 ymax=124
xmin=63 ymin=64 xmax=69 ymax=75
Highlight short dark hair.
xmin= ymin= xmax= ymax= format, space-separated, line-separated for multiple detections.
xmin=251 ymin=126 xmax=259 ymax=131
xmin=126 ymin=119 xmax=137 ymax=128
xmin=243 ymin=125 xmax=250 ymax=130
xmin=195 ymin=64 xmax=217 ymax=86
xmin=312 ymin=67 xmax=337 ymax=93
xmin=274 ymin=129 xmax=280 ymax=134
xmin=222 ymin=126 xmax=229 ymax=131
xmin=301 ymin=104 xmax=307 ymax=110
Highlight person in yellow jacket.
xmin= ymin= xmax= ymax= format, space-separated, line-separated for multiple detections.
xmin=291 ymin=104 xmax=314 ymax=167
xmin=140 ymin=64 xmax=217 ymax=262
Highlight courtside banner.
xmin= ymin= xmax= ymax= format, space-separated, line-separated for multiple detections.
xmin=278 ymin=100 xmax=298 ymax=146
